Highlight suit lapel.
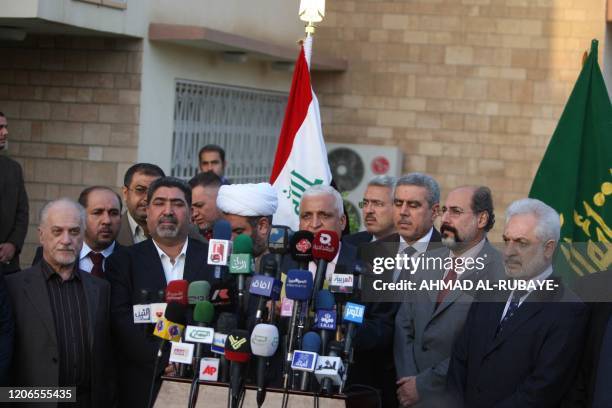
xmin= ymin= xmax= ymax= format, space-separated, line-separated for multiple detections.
xmin=140 ymin=240 xmax=167 ymax=288
xmin=80 ymin=273 xmax=98 ymax=350
xmin=23 ymin=266 xmax=57 ymax=344
xmin=184 ymin=238 xmax=205 ymax=282
xmin=117 ymin=214 xmax=135 ymax=246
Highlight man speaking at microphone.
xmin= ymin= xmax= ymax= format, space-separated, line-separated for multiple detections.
xmin=106 ymin=177 xmax=215 ymax=408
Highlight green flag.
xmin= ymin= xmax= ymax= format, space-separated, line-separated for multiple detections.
xmin=529 ymin=39 xmax=612 ymax=280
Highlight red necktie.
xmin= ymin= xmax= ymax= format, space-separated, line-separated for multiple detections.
xmin=436 ymin=263 xmax=457 ymax=305
xmin=89 ymin=252 xmax=105 ymax=278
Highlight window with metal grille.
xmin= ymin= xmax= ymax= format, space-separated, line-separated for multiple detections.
xmin=172 ymin=80 xmax=288 ymax=183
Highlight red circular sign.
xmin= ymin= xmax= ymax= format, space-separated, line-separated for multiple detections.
xmin=371 ymin=156 xmax=390 ymax=174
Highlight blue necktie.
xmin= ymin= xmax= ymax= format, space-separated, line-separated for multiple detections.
xmin=496 ymin=290 xmax=528 ymax=336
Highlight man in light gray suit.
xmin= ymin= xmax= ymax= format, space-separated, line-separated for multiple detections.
xmin=394 ymin=186 xmax=505 ymax=407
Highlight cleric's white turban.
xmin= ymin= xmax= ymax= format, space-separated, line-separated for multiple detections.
xmin=216 ymin=183 xmax=278 ymax=216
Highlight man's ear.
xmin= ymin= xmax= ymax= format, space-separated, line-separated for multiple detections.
xmin=121 ymin=186 xmax=128 ymax=203
xmin=257 ymin=217 xmax=271 ymax=236
xmin=543 ymin=239 xmax=556 ymax=261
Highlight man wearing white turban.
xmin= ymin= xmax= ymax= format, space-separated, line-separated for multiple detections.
xmin=216 ymin=183 xmax=278 ymax=261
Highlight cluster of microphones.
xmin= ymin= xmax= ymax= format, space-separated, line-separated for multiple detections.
xmin=133 ymin=220 xmax=366 ymax=408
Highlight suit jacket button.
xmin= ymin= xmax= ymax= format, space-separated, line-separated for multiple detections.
xmin=52 ymin=357 xmax=58 ymax=363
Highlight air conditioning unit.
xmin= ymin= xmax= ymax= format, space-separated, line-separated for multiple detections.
xmin=326 ymin=143 xmax=403 ymax=232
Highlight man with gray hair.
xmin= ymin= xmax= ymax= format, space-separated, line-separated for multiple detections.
xmin=6 ymin=198 xmax=114 ymax=406
xmin=344 ymin=175 xmax=397 ymax=247
xmin=448 ymin=198 xmax=588 ymax=407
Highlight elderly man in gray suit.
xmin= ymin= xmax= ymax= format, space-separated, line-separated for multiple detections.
xmin=393 ymin=186 xmax=505 ymax=407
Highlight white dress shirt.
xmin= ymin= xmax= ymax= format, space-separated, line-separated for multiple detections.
xmin=500 ymin=265 xmax=553 ymax=321
xmin=152 ymin=239 xmax=188 ymax=283
xmin=127 ymin=212 xmax=148 ymax=244
xmin=79 ymin=241 xmax=115 ymax=273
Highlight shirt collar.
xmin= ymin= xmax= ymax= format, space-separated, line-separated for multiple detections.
xmin=450 ymin=237 xmax=486 ymax=260
xmin=41 ymin=259 xmax=80 ymax=281
xmin=152 ymin=238 xmax=189 ymax=261
xmin=399 ymin=227 xmax=434 ymax=254
xmin=80 ymin=240 xmax=116 ymax=260
xmin=127 ymin=212 xmax=141 ymax=236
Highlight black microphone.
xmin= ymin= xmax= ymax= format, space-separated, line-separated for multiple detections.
xmin=225 ymin=329 xmax=251 ymax=408
xmin=186 ymin=301 xmax=215 ymax=408
xmin=289 ymin=230 xmax=314 ymax=270
xmin=250 ymin=255 xmax=282 ymax=325
xmin=268 ymin=224 xmax=292 ymax=275
xmin=213 ymin=312 xmax=238 ymax=383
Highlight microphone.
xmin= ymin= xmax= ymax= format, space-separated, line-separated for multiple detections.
xmin=268 ymin=225 xmax=292 ymax=279
xmin=213 ymin=312 xmax=238 ymax=383
xmin=188 ymin=281 xmax=211 ymax=305
xmin=289 ymin=230 xmax=314 ymax=270
xmin=250 ymin=323 xmax=280 ymax=407
xmin=229 ymin=234 xmax=254 ymax=322
xmin=249 ymin=258 xmax=282 ymax=325
xmin=315 ymin=341 xmax=345 ymax=395
xmin=133 ymin=289 xmax=152 ymax=324
xmin=148 ymin=302 xmax=187 ymax=408
xmin=314 ymin=290 xmax=336 ymax=355
xmin=150 ymin=289 xmax=167 ymax=324
xmin=165 ymin=279 xmax=189 ymax=305
xmin=292 ymin=331 xmax=321 ymax=391
xmin=186 ymin=301 xmax=215 ymax=408
xmin=225 ymin=329 xmax=251 ymax=408
xmin=342 ymin=302 xmax=365 ymax=357
xmin=283 ymin=269 xmax=314 ymax=389
xmin=311 ymin=230 xmax=340 ymax=308
xmin=208 ymin=219 xmax=232 ymax=279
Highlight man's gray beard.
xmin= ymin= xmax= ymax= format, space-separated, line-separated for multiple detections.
xmin=441 ymin=236 xmax=458 ymax=249
xmin=157 ymin=225 xmax=179 ymax=238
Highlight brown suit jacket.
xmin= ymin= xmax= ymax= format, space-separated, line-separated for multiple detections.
xmin=0 ymin=155 xmax=29 ymax=274
xmin=116 ymin=212 xmax=205 ymax=246
xmin=6 ymin=264 xmax=115 ymax=407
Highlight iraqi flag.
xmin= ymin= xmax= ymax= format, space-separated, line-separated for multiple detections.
xmin=270 ymin=37 xmax=332 ymax=230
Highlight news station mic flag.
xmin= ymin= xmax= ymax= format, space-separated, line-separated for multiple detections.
xmin=270 ymin=35 xmax=332 ymax=231
xmin=528 ymin=39 xmax=612 ymax=282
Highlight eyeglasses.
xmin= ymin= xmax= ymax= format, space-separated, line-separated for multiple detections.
xmin=126 ymin=186 xmax=148 ymax=196
xmin=359 ymin=199 xmax=386 ymax=209
xmin=441 ymin=206 xmax=471 ymax=218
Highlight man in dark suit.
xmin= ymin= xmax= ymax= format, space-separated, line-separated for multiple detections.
xmin=32 ymin=186 xmax=123 ymax=277
xmin=394 ymin=186 xmax=505 ymax=407
xmin=344 ymin=175 xmax=397 ymax=247
xmin=358 ymin=172 xmax=442 ymax=407
xmin=6 ymin=198 xmax=114 ymax=407
xmin=0 ymin=271 xmax=14 ymax=386
xmin=0 ymin=112 xmax=29 ymax=275
xmin=106 ymin=177 xmax=216 ymax=408
xmin=447 ymin=198 xmax=588 ymax=408
xmin=563 ymin=269 xmax=612 ymax=407
xmin=116 ymin=163 xmax=165 ymax=246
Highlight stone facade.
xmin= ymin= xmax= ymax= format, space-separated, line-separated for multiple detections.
xmin=0 ymin=35 xmax=142 ymax=264
xmin=313 ymin=0 xmax=607 ymax=239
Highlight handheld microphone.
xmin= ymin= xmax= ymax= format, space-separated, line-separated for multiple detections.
xmin=148 ymin=302 xmax=187 ymax=408
xmin=249 ymin=257 xmax=282 ymax=324
xmin=342 ymin=302 xmax=365 ymax=357
xmin=133 ymin=289 xmax=152 ymax=324
xmin=165 ymin=280 xmax=189 ymax=305
xmin=250 ymin=323 xmax=280 ymax=407
xmin=208 ymin=219 xmax=232 ymax=279
xmin=293 ymin=331 xmax=321 ymax=391
xmin=289 ymin=230 xmax=314 ymax=270
xmin=315 ymin=341 xmax=345 ymax=395
xmin=225 ymin=329 xmax=251 ymax=408
xmin=213 ymin=312 xmax=238 ymax=383
xmin=188 ymin=281 xmax=211 ymax=305
xmin=150 ymin=290 xmax=167 ymax=324
xmin=187 ymin=301 xmax=215 ymax=408
xmin=311 ymin=230 xmax=340 ymax=307
xmin=229 ymin=234 xmax=254 ymax=321
xmin=268 ymin=225 xmax=292 ymax=279
xmin=314 ymin=290 xmax=336 ymax=355
xmin=283 ymin=269 xmax=314 ymax=389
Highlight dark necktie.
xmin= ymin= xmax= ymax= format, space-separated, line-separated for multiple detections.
xmin=496 ymin=290 xmax=528 ymax=336
xmin=89 ymin=252 xmax=104 ymax=278
xmin=436 ymin=262 xmax=457 ymax=306
xmin=393 ymin=246 xmax=417 ymax=282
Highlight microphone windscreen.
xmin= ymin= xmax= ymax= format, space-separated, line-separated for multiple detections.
xmin=285 ymin=269 xmax=314 ymax=301
xmin=302 ymin=331 xmax=322 ymax=353
xmin=193 ymin=301 xmax=215 ymax=324
xmin=268 ymin=225 xmax=291 ymax=254
xmin=312 ymin=230 xmax=340 ymax=262
xmin=165 ymin=280 xmax=189 ymax=305
xmin=164 ymin=302 xmax=187 ymax=325
xmin=315 ymin=289 xmax=335 ymax=310
xmin=215 ymin=312 xmax=238 ymax=333
xmin=225 ymin=329 xmax=251 ymax=363
xmin=260 ymin=254 xmax=277 ymax=275
xmin=250 ymin=323 xmax=280 ymax=357
xmin=212 ymin=219 xmax=232 ymax=240
xmin=138 ymin=289 xmax=150 ymax=304
xmin=188 ymin=281 xmax=211 ymax=304
xmin=232 ymin=234 xmax=253 ymax=255
xmin=290 ymin=230 xmax=314 ymax=263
